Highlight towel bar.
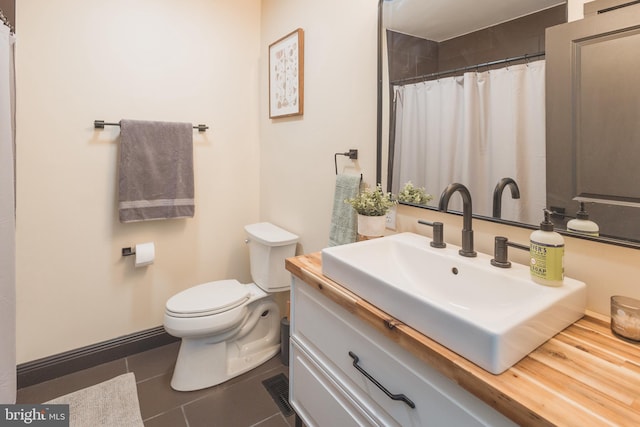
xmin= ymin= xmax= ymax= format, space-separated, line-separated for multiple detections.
xmin=94 ymin=120 xmax=209 ymax=132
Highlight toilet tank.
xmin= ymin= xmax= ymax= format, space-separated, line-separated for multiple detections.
xmin=244 ymin=222 xmax=299 ymax=292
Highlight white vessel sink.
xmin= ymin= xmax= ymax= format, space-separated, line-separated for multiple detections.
xmin=321 ymin=232 xmax=586 ymax=374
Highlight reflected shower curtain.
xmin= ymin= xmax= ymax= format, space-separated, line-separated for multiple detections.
xmin=0 ymin=23 xmax=16 ymax=403
xmin=392 ymin=61 xmax=546 ymax=225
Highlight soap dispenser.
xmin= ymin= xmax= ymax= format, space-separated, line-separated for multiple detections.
xmin=530 ymin=209 xmax=564 ymax=287
xmin=567 ymin=202 xmax=599 ymax=236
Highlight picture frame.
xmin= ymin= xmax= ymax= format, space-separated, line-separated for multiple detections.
xmin=269 ymin=28 xmax=304 ymax=118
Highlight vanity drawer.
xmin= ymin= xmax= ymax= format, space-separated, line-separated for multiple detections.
xmin=290 ymin=340 xmax=385 ymax=427
xmin=291 ymin=278 xmax=516 ymax=427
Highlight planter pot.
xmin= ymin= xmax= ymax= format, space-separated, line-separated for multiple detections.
xmin=357 ymin=214 xmax=386 ymax=237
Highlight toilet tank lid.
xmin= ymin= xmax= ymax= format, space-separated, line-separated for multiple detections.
xmin=244 ymin=222 xmax=299 ymax=246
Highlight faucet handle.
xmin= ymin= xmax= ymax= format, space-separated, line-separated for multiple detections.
xmin=417 ymin=220 xmax=446 ymax=248
xmin=491 ymin=236 xmax=511 ymax=268
xmin=491 ymin=236 xmax=529 ymax=268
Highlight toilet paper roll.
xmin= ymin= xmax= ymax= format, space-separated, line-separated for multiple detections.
xmin=135 ymin=242 xmax=155 ymax=267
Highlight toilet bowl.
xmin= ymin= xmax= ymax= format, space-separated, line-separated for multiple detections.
xmin=163 ymin=222 xmax=298 ymax=391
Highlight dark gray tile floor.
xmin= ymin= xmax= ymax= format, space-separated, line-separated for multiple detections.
xmin=16 ymin=342 xmax=297 ymax=427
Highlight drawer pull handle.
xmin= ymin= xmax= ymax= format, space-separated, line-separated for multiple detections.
xmin=348 ymin=351 xmax=416 ymax=409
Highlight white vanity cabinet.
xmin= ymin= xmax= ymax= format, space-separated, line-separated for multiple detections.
xmin=289 ymin=277 xmax=517 ymax=427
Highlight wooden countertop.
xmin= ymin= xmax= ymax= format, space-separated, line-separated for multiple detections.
xmin=286 ymin=252 xmax=640 ymax=427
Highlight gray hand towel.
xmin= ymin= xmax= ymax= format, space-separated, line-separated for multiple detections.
xmin=118 ymin=119 xmax=195 ymax=222
xmin=329 ymin=174 xmax=361 ymax=246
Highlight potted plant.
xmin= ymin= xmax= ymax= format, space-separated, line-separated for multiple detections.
xmin=346 ymin=184 xmax=396 ymax=237
xmin=397 ymin=181 xmax=433 ymax=206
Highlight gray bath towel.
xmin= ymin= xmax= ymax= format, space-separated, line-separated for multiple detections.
xmin=118 ymin=119 xmax=195 ymax=222
xmin=328 ymin=174 xmax=361 ymax=247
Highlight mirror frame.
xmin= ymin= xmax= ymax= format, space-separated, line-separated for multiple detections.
xmin=374 ymin=0 xmax=640 ymax=250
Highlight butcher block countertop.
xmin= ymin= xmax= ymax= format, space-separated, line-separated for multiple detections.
xmin=286 ymin=252 xmax=640 ymax=427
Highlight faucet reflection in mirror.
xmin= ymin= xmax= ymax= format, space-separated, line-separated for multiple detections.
xmin=493 ymin=178 xmax=521 ymax=219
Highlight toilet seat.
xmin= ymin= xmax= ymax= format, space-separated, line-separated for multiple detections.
xmin=166 ymin=280 xmax=250 ymax=318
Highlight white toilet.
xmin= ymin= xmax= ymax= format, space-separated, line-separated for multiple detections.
xmin=163 ymin=222 xmax=299 ymax=391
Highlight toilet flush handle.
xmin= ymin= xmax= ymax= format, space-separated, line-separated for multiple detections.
xmin=245 ymin=239 xmax=250 ymax=244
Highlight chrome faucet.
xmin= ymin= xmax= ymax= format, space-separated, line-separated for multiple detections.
xmin=492 ymin=177 xmax=520 ymax=219
xmin=438 ymin=183 xmax=477 ymax=257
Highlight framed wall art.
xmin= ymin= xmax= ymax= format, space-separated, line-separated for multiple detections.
xmin=269 ymin=28 xmax=304 ymax=118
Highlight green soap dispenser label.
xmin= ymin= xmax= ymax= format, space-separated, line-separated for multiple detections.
xmin=530 ymin=242 xmax=564 ymax=281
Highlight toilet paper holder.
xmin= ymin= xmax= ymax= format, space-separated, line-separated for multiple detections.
xmin=122 ymin=247 xmax=136 ymax=256
xmin=122 ymin=242 xmax=155 ymax=267
xmin=122 ymin=242 xmax=155 ymax=268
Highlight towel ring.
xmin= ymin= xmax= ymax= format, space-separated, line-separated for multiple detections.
xmin=334 ymin=149 xmax=358 ymax=174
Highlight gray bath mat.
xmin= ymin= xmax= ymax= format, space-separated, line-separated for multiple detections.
xmin=45 ymin=373 xmax=144 ymax=426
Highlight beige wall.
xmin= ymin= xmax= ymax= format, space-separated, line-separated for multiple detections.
xmin=15 ymin=0 xmax=262 ymax=363
xmin=259 ymin=0 xmax=379 ymax=254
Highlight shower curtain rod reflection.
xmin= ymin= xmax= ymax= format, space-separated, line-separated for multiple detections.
xmin=391 ymin=52 xmax=545 ymax=86
xmin=94 ymin=120 xmax=209 ymax=132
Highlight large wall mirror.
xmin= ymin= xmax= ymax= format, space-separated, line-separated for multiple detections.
xmin=378 ymin=0 xmax=640 ymax=248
